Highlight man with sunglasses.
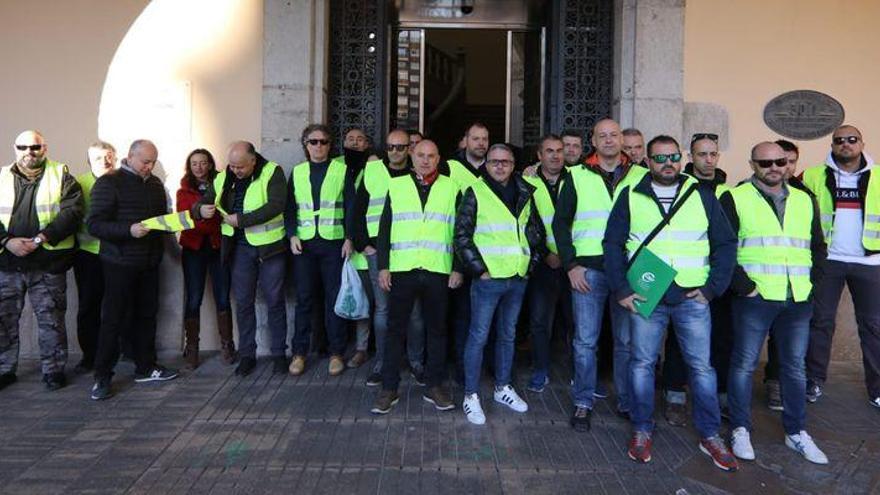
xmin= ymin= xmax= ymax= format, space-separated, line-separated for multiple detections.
xmin=662 ymin=132 xmax=733 ymax=427
xmin=554 ymin=118 xmax=646 ymax=431
xmin=0 ymin=130 xmax=83 ymax=392
xmin=351 ymin=129 xmax=423 ymax=386
xmin=604 ymin=135 xmax=737 ymax=470
xmin=722 ymin=142 xmax=828 ymax=464
xmin=286 ymin=124 xmax=356 ymax=377
xmin=803 ymin=125 xmax=880 ymax=410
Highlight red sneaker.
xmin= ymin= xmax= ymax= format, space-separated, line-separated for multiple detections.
xmin=628 ymin=431 xmax=652 ymax=463
xmin=699 ymin=435 xmax=739 ymax=472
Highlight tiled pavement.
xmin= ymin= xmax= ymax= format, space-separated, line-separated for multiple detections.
xmin=0 ymin=355 xmax=878 ymax=495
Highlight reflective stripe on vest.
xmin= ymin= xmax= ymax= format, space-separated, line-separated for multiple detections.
xmin=802 ymin=165 xmax=880 ymax=250
xmin=731 ymin=182 xmax=813 ymax=302
xmin=625 ymin=177 xmax=710 ymax=287
xmin=446 ymin=159 xmax=479 ymax=192
xmin=0 ymin=160 xmax=75 ymax=252
xmin=292 ymin=158 xmax=346 ymax=241
xmin=76 ymin=171 xmax=100 ymax=254
xmin=471 ymin=179 xmax=531 ymax=278
xmin=522 ymin=174 xmax=558 ymax=254
xmin=141 ymin=211 xmax=196 ymax=232
xmin=388 ymin=175 xmax=457 ymax=274
xmin=568 ymin=165 xmax=647 ymax=257
xmin=213 ymin=161 xmax=285 ymax=246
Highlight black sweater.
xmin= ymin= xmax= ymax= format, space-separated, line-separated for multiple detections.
xmin=87 ymin=166 xmax=169 ymax=269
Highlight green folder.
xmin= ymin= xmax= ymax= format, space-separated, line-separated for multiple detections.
xmin=626 ymin=247 xmax=677 ymax=319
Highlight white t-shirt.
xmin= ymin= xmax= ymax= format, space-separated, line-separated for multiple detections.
xmin=651 ymin=182 xmax=678 ymax=213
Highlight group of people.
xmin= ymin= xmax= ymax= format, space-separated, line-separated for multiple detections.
xmin=1 ymin=118 xmax=878 ymax=472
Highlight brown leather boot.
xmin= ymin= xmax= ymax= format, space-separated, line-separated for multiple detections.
xmin=183 ymin=317 xmax=200 ymax=369
xmin=217 ymin=310 xmax=238 ymax=364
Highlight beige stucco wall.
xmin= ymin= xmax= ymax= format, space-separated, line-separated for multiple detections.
xmin=1 ymin=0 xmax=265 ymax=358
xmin=684 ymin=0 xmax=877 ymax=361
xmin=683 ymin=0 xmax=880 ymax=179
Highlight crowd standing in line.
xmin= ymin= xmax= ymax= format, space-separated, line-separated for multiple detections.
xmin=3 ymin=118 xmax=880 ymax=471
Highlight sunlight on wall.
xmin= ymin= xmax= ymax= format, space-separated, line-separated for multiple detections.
xmin=98 ymin=0 xmax=262 ymax=190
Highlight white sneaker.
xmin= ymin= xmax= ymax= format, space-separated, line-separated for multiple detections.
xmin=870 ymin=397 xmax=880 ymax=409
xmin=494 ymin=384 xmax=528 ymax=413
xmin=463 ymin=393 xmax=486 ymax=425
xmin=730 ymin=427 xmax=755 ymax=461
xmin=785 ymin=430 xmax=828 ymax=465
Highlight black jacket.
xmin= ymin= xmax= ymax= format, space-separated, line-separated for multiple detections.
xmin=603 ymin=173 xmax=737 ymax=303
xmin=719 ymin=181 xmax=827 ymax=297
xmin=376 ymin=172 xmax=462 ymax=271
xmin=454 ymin=173 xmax=546 ymax=278
xmin=683 ymin=162 xmax=728 ymax=193
xmin=0 ymin=162 xmax=83 ymax=273
xmin=194 ymin=153 xmax=287 ymax=262
xmin=88 ymin=165 xmax=169 ymax=269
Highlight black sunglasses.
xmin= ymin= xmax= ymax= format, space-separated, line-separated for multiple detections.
xmin=305 ymin=139 xmax=329 ymax=146
xmin=691 ymin=133 xmax=718 ymax=144
xmin=753 ymin=158 xmax=788 ymax=169
xmin=15 ymin=144 xmax=43 ymax=152
xmin=650 ymin=153 xmax=682 ymax=164
xmin=832 ymin=136 xmax=860 ymax=145
xmin=386 ymin=144 xmax=409 ymax=152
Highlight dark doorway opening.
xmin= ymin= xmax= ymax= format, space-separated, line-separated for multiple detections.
xmin=423 ymin=29 xmax=507 ymax=156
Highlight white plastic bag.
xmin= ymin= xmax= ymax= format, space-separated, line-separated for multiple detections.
xmin=334 ymin=257 xmax=370 ymax=320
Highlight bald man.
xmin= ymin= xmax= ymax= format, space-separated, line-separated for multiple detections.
xmin=721 ymin=142 xmax=828 ymax=464
xmin=0 ymin=130 xmax=83 ymax=392
xmin=87 ymin=139 xmax=178 ymax=400
xmin=195 ymin=140 xmax=288 ymax=377
xmin=370 ymin=139 xmax=462 ymax=415
xmin=553 ymin=118 xmax=647 ymax=430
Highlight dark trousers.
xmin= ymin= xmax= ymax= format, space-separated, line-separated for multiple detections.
xmin=73 ymin=251 xmax=103 ymax=366
xmin=182 ymin=244 xmax=231 ymax=318
xmin=526 ymin=263 xmax=572 ymax=376
xmin=452 ymin=275 xmax=472 ymax=380
xmin=231 ymin=244 xmax=287 ymax=359
xmin=292 ymin=239 xmax=346 ymax=357
xmin=764 ymin=334 xmax=780 ymax=382
xmin=663 ymin=293 xmax=733 ymax=395
xmin=382 ymin=270 xmax=449 ymax=391
xmin=94 ymin=263 xmax=159 ymax=378
xmin=807 ymin=260 xmax=880 ymax=398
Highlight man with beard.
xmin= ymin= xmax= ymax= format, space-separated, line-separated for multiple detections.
xmin=723 ymin=142 xmax=828 ymax=464
xmin=803 ymin=125 xmax=880 ymax=410
xmin=604 ymin=135 xmax=737 ymax=470
xmin=0 ymin=130 xmax=83 ymax=392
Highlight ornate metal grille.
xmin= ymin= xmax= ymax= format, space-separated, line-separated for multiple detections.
xmin=547 ymin=0 xmax=614 ymax=135
xmin=327 ymin=0 xmax=388 ymax=151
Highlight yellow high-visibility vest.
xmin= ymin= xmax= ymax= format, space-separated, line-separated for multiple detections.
xmin=0 ymin=160 xmax=75 ymax=252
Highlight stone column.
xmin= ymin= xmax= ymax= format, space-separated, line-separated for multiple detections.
xmin=262 ymin=0 xmax=329 ymax=173
xmin=614 ymin=0 xmax=685 ymax=141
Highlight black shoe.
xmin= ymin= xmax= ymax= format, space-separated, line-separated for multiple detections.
xmin=43 ymin=372 xmax=66 ymax=391
xmin=411 ymin=368 xmax=426 ymax=386
xmin=371 ymin=389 xmax=400 ymax=414
xmin=272 ymin=356 xmax=288 ymax=374
xmin=73 ymin=360 xmax=93 ymax=374
xmin=806 ymin=381 xmax=822 ymax=403
xmin=570 ymin=406 xmax=592 ymax=432
xmin=616 ymin=409 xmax=631 ymax=421
xmin=90 ymin=377 xmax=113 ymax=400
xmin=134 ymin=365 xmax=179 ymax=383
xmin=0 ymin=372 xmax=17 ymax=391
xmin=365 ymin=372 xmax=382 ymax=387
xmin=235 ymin=357 xmax=257 ymax=376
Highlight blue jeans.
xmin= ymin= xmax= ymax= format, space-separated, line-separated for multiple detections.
xmin=231 ymin=245 xmax=288 ymax=359
xmin=526 ymin=262 xmax=572 ymax=386
xmin=182 ymin=245 xmax=231 ymax=318
xmin=463 ymin=277 xmax=527 ymax=396
xmin=630 ymin=298 xmax=720 ymax=438
xmin=728 ymin=296 xmax=811 ymax=435
xmin=571 ymin=269 xmax=631 ymax=411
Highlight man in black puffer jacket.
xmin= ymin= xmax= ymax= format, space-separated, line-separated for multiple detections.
xmin=87 ymin=139 xmax=178 ymax=400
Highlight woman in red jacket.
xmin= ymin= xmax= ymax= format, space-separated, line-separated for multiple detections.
xmin=177 ymin=149 xmax=235 ymax=368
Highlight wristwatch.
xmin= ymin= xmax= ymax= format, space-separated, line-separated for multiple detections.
xmin=32 ymin=236 xmax=43 ymax=246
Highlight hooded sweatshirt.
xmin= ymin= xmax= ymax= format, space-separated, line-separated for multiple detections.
xmin=824 ymin=151 xmax=880 ymax=265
